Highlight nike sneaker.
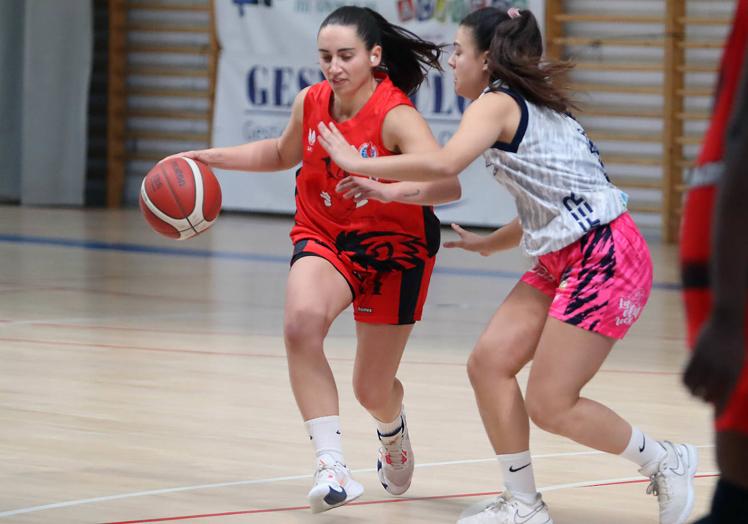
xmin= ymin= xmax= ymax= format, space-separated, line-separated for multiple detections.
xmin=640 ymin=441 xmax=698 ymax=524
xmin=457 ymin=491 xmax=553 ymax=524
xmin=307 ymin=453 xmax=364 ymax=513
xmin=376 ymin=412 xmax=414 ymax=495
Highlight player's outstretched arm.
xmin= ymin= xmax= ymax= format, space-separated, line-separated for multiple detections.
xmin=318 ymin=93 xmax=513 ymax=182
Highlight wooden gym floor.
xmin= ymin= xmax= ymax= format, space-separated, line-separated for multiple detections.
xmin=0 ymin=205 xmax=717 ymax=523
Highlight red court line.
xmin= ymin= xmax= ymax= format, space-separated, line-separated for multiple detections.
xmin=0 ymin=336 xmax=682 ymax=375
xmin=101 ymin=475 xmax=718 ymax=524
xmin=100 ymin=491 xmax=499 ymax=524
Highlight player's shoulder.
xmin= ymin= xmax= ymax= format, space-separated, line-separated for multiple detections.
xmin=472 ymin=89 xmax=520 ymax=115
xmin=382 ymin=104 xmax=426 ymax=134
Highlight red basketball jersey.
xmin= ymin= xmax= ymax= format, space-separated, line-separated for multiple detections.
xmin=290 ymin=74 xmax=440 ymax=263
xmin=695 ymin=0 xmax=748 ymax=167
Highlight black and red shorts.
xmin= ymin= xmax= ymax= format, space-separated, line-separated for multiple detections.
xmin=291 ymin=233 xmax=436 ymax=325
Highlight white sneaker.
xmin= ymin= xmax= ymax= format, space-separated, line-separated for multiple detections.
xmin=307 ymin=454 xmax=364 ymax=513
xmin=457 ymin=491 xmax=553 ymax=524
xmin=376 ymin=412 xmax=414 ymax=495
xmin=640 ymin=441 xmax=698 ymax=524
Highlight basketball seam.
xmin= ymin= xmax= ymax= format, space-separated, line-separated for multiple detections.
xmin=140 ymin=183 xmax=192 ymax=235
xmin=182 ymin=158 xmax=205 ymax=237
xmin=162 ymin=161 xmax=199 ymax=237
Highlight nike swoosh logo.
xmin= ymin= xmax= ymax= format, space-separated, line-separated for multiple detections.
xmin=639 ymin=436 xmax=646 ymax=453
xmin=669 ymin=448 xmax=688 ymax=476
xmin=323 ymin=485 xmax=347 ymax=505
xmin=515 ymin=503 xmax=544 ymax=524
xmin=509 ymin=463 xmax=531 ymax=473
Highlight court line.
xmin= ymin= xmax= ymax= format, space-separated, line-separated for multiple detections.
xmin=99 ymin=473 xmax=720 ymax=524
xmin=0 ymin=335 xmax=684 ymax=375
xmin=0 ymin=447 xmax=714 ymax=519
xmin=0 ymin=233 xmax=682 ymax=291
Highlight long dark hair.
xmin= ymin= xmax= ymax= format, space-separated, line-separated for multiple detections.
xmin=319 ymin=6 xmax=443 ymax=95
xmin=460 ymin=7 xmax=576 ymax=113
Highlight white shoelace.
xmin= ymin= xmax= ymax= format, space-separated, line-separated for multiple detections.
xmin=380 ymin=428 xmax=406 ymax=469
xmin=480 ymin=495 xmax=515 ymax=517
xmin=646 ymin=470 xmax=671 ymax=503
xmin=314 ymin=461 xmax=345 ymax=484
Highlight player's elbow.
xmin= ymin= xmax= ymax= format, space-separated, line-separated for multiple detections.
xmin=446 ymin=179 xmax=462 ymax=201
xmin=276 ymin=143 xmax=301 ymax=170
xmin=427 ymin=156 xmax=460 ymax=180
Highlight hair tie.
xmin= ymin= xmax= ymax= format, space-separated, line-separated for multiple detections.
xmin=507 ymin=7 xmax=521 ymax=19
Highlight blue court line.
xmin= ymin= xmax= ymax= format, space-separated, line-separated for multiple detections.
xmin=0 ymin=233 xmax=681 ymax=291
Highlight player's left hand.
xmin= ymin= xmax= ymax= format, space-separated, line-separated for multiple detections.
xmin=336 ymin=176 xmax=394 ymax=203
xmin=683 ymin=315 xmax=745 ymax=414
xmin=443 ymin=224 xmax=494 ymax=256
xmin=317 ymin=122 xmax=361 ymax=173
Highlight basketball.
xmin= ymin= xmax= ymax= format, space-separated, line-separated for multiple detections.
xmin=139 ymin=157 xmax=222 ymax=240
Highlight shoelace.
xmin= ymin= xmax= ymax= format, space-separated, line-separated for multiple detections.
xmin=645 ymin=470 xmax=671 ymax=503
xmin=480 ymin=495 xmax=515 ymax=517
xmin=380 ymin=429 xmax=407 ymax=470
xmin=314 ymin=462 xmax=344 ymax=484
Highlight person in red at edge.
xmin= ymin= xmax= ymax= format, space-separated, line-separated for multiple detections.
xmin=164 ymin=6 xmax=460 ymax=513
xmin=681 ymin=0 xmax=748 ymax=521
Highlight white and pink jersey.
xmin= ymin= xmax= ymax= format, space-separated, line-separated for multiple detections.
xmin=481 ymin=84 xmax=628 ymax=257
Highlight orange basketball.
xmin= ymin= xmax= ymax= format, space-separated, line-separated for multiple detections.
xmin=139 ymin=157 xmax=222 ymax=240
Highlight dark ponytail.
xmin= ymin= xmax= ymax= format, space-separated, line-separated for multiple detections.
xmin=461 ymin=7 xmax=576 ymax=113
xmin=319 ymin=6 xmax=443 ymax=95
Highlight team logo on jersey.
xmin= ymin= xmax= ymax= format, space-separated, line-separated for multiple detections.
xmin=307 ymin=129 xmax=317 ymax=152
xmin=359 ymin=142 xmax=378 ymax=158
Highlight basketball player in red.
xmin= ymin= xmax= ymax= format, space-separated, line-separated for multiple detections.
xmin=164 ymin=6 xmax=459 ymax=513
xmin=681 ymin=0 xmax=748 ymax=521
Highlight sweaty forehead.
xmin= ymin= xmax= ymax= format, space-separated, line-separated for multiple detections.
xmin=317 ymin=24 xmax=365 ymax=51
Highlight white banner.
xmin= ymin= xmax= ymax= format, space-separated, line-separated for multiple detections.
xmin=213 ymin=0 xmax=544 ymax=226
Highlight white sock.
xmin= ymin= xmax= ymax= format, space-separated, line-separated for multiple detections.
xmin=305 ymin=415 xmax=344 ymax=464
xmin=376 ymin=405 xmax=404 ymax=440
xmin=620 ymin=426 xmax=666 ymax=471
xmin=497 ymin=451 xmax=538 ymax=504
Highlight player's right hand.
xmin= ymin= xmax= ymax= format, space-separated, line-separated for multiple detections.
xmin=336 ymin=176 xmax=394 ymax=203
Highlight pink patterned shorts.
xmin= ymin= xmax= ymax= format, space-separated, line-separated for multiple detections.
xmin=521 ymin=212 xmax=653 ymax=340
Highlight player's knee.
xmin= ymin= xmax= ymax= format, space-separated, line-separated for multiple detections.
xmin=468 ymin=337 xmax=526 ymax=386
xmin=525 ymin=390 xmax=571 ymax=435
xmin=352 ymin=379 xmax=390 ymax=412
xmin=283 ymin=309 xmax=328 ymax=352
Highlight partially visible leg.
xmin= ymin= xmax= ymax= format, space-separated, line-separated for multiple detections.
xmin=706 ymin=432 xmax=748 ymax=523
xmin=468 ymin=282 xmax=550 ymax=448
xmin=467 ymin=283 xmax=550 ymax=497
xmin=283 ymin=256 xmax=361 ymax=512
xmin=284 ymin=256 xmax=352 ymax=419
xmin=458 ymin=283 xmax=554 ymax=524
xmin=525 ymin=319 xmax=630 ymax=451
xmin=353 ymin=322 xmax=414 ymax=495
xmin=353 ymin=322 xmax=413 ymax=422
xmin=526 ymin=318 xmax=697 ymax=524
